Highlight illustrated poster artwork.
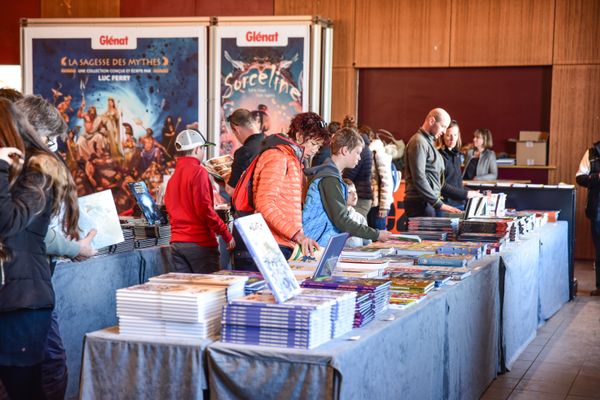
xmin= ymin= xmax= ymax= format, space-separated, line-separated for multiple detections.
xmin=234 ymin=213 xmax=300 ymax=303
xmin=216 ymin=25 xmax=310 ymax=156
xmin=24 ymin=26 xmax=206 ymax=213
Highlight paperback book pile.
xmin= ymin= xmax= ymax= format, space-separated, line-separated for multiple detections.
xmin=335 ymin=258 xmax=389 ymax=277
xmin=392 ymin=241 xmax=442 ymax=257
xmin=386 ymin=275 xmax=436 ymax=308
xmin=213 ymin=270 xmax=266 ymax=295
xmin=220 ymin=293 xmax=336 ymax=349
xmin=116 ymin=283 xmax=226 ymax=339
xmin=295 ymin=288 xmax=356 ymax=338
xmin=400 ymin=230 xmax=447 ymax=241
xmin=416 ymin=254 xmax=475 ymax=268
xmin=149 ymin=273 xmax=247 ymax=302
xmin=387 ymin=270 xmax=449 ymax=288
xmin=460 ymin=218 xmax=515 ymax=241
xmin=96 ymin=226 xmax=135 ymax=256
xmin=389 ymin=292 xmax=428 ymax=307
xmin=133 ymin=223 xmax=172 ymax=248
xmin=340 ymin=247 xmax=386 ymax=260
xmin=301 ymin=277 xmax=391 ymax=328
xmin=436 ymin=242 xmax=487 ymax=259
xmin=407 ymin=217 xmax=460 ymax=239
xmin=385 ymin=266 xmax=472 ymax=282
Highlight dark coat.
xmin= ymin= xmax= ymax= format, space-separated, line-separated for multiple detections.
xmin=0 ymin=159 xmax=54 ymax=312
xmin=576 ymin=141 xmax=600 ymax=221
xmin=343 ymin=134 xmax=373 ymax=200
xmin=440 ymin=147 xmax=469 ymax=208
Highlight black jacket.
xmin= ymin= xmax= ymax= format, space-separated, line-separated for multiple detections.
xmin=343 ymin=134 xmax=373 ymax=200
xmin=0 ymin=160 xmax=54 ymax=312
xmin=439 ymin=147 xmax=469 ymax=207
xmin=576 ymin=141 xmax=600 ymax=221
xmin=228 ymin=133 xmax=265 ymax=188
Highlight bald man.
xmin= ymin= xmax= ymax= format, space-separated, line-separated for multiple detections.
xmin=404 ymin=108 xmax=461 ymax=218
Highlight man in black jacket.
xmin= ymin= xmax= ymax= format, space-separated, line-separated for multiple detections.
xmin=576 ymin=140 xmax=600 ymax=296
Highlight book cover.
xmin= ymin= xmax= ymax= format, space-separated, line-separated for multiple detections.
xmin=127 ymin=181 xmax=166 ymax=225
xmin=234 ymin=214 xmax=301 ymax=303
xmin=78 ymin=189 xmax=124 ymax=249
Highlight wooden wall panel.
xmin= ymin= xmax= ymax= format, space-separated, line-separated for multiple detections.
xmin=554 ymin=0 xmax=600 ymax=64
xmin=275 ymin=0 xmax=354 ymax=67
xmin=41 ymin=0 xmax=119 ymax=18
xmin=194 ymin=0 xmax=273 ymax=16
xmin=120 ymin=0 xmax=194 ymax=17
xmin=354 ymin=0 xmax=451 ymax=67
xmin=450 ymin=0 xmax=554 ymax=66
xmin=331 ymin=67 xmax=357 ymax=122
xmin=1 ymin=1 xmax=40 ymax=65
xmin=549 ymin=65 xmax=600 ymax=259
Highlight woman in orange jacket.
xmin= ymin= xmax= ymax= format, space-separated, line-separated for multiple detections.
xmin=252 ymin=112 xmax=332 ymax=259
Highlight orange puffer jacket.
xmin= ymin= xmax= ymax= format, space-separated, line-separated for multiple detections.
xmin=253 ymin=140 xmax=305 ymax=250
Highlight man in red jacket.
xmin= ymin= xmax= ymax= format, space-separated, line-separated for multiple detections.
xmin=165 ymin=129 xmax=235 ymax=273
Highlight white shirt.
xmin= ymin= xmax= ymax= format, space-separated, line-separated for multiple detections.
xmin=576 ymin=150 xmax=590 ymax=177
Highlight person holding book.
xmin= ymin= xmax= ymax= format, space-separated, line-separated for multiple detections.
xmin=463 ymin=128 xmax=498 ymax=181
xmin=225 ymin=108 xmax=265 ymax=196
xmin=303 ymin=126 xmax=391 ymax=247
xmin=343 ymin=178 xmax=372 ymax=247
xmin=252 ymin=112 xmax=330 ymax=259
xmin=576 ymin=140 xmax=600 ymax=296
xmin=438 ymin=120 xmax=481 ymax=211
xmin=164 ymin=129 xmax=235 ymax=274
xmin=0 ymin=99 xmax=80 ymax=399
xmin=404 ymin=108 xmax=461 ymax=218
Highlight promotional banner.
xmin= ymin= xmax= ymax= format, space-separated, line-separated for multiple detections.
xmin=213 ymin=25 xmax=310 ymax=156
xmin=23 ymin=25 xmax=207 ymax=213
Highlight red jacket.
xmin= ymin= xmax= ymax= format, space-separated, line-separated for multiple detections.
xmin=165 ymin=156 xmax=232 ymax=247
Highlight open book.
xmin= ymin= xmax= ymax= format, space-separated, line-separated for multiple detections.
xmin=203 ymin=155 xmax=233 ymax=182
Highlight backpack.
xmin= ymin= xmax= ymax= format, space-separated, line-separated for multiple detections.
xmin=231 ymin=155 xmax=261 ymax=215
xmin=231 ymin=134 xmax=297 ymax=215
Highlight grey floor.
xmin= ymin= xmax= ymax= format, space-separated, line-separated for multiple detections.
xmin=481 ymin=260 xmax=600 ymax=400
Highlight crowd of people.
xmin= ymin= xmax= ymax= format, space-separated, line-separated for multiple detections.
xmin=2 ymin=91 xmax=598 ymax=398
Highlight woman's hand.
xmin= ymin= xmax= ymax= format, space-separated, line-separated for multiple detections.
xmin=0 ymin=147 xmax=23 ymax=165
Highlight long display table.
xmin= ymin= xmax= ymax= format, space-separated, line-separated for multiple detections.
xmin=74 ymin=222 xmax=568 ymax=400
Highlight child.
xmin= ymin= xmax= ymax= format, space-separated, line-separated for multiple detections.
xmin=303 ymin=126 xmax=391 ymax=247
xmin=343 ymin=178 xmax=372 ymax=247
xmin=164 ymin=129 xmax=235 ymax=274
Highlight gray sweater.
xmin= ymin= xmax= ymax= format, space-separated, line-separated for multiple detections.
xmin=404 ymin=129 xmax=445 ymax=208
xmin=463 ymin=148 xmax=498 ymax=181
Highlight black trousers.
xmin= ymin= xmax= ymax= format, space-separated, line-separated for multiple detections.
xmin=403 ymin=198 xmax=436 ymax=221
xmin=592 ymin=219 xmax=600 ymax=289
xmin=170 ymin=242 xmax=220 ymax=274
xmin=0 ymin=364 xmax=45 ymax=400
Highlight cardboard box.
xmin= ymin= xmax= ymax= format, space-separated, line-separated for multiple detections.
xmin=519 ymin=131 xmax=549 ymax=141
xmin=516 ymin=141 xmax=547 ymax=166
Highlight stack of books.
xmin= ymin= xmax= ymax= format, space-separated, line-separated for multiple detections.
xmin=416 ymin=254 xmax=475 ymax=268
xmin=387 ymin=269 xmax=451 ymax=288
xmin=386 ymin=276 xmax=436 ymax=308
xmin=301 ymin=277 xmax=391 ymax=328
xmin=340 ymin=248 xmax=386 ymax=260
xmin=213 ymin=270 xmax=266 ymax=295
xmin=436 ymin=242 xmax=487 ymax=259
xmin=220 ymin=293 xmax=335 ymax=349
xmin=133 ymin=223 xmax=172 ymax=248
xmin=295 ymin=288 xmax=356 ymax=338
xmin=392 ymin=241 xmax=441 ymax=257
xmin=116 ymin=283 xmax=226 ymax=339
xmin=96 ymin=226 xmax=135 ymax=256
xmin=385 ymin=266 xmax=472 ymax=282
xmin=149 ymin=272 xmax=248 ymax=302
xmin=407 ymin=217 xmax=460 ymax=239
xmin=334 ymin=258 xmax=389 ymax=278
xmin=460 ymin=218 xmax=515 ymax=242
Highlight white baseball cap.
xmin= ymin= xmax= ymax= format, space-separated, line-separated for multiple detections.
xmin=174 ymin=129 xmax=215 ymax=151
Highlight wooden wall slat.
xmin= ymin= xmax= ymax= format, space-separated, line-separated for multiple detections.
xmin=354 ymin=0 xmax=451 ymax=67
xmin=120 ymin=0 xmax=194 ymax=17
xmin=331 ymin=66 xmax=357 ymax=122
xmin=450 ymin=0 xmax=554 ymax=66
xmin=274 ymin=0 xmax=315 ymax=15
xmin=554 ymin=0 xmax=600 ymax=64
xmin=41 ymin=0 xmax=119 ymax=18
xmin=548 ymin=65 xmax=600 ymax=259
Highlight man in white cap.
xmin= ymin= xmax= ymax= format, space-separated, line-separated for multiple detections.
xmin=164 ymin=129 xmax=235 ymax=273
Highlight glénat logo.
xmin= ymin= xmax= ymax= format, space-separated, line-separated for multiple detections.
xmin=238 ymin=30 xmax=287 ymax=47
xmin=91 ymin=34 xmax=137 ymax=50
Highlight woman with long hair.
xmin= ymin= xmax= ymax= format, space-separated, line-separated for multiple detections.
xmin=0 ymin=98 xmax=79 ymax=399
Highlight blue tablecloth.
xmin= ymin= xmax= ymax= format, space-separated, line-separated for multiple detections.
xmin=52 ymin=246 xmax=170 ymax=398
xmin=499 ymin=233 xmax=540 ymax=370
xmin=208 ymin=255 xmax=501 ymax=400
xmin=80 ymin=327 xmax=211 ymax=400
xmin=537 ymin=222 xmax=569 ymax=322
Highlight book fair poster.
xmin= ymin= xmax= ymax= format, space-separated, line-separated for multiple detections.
xmin=23 ymin=25 xmax=207 ymax=213
xmin=214 ymin=25 xmax=310 ymax=156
